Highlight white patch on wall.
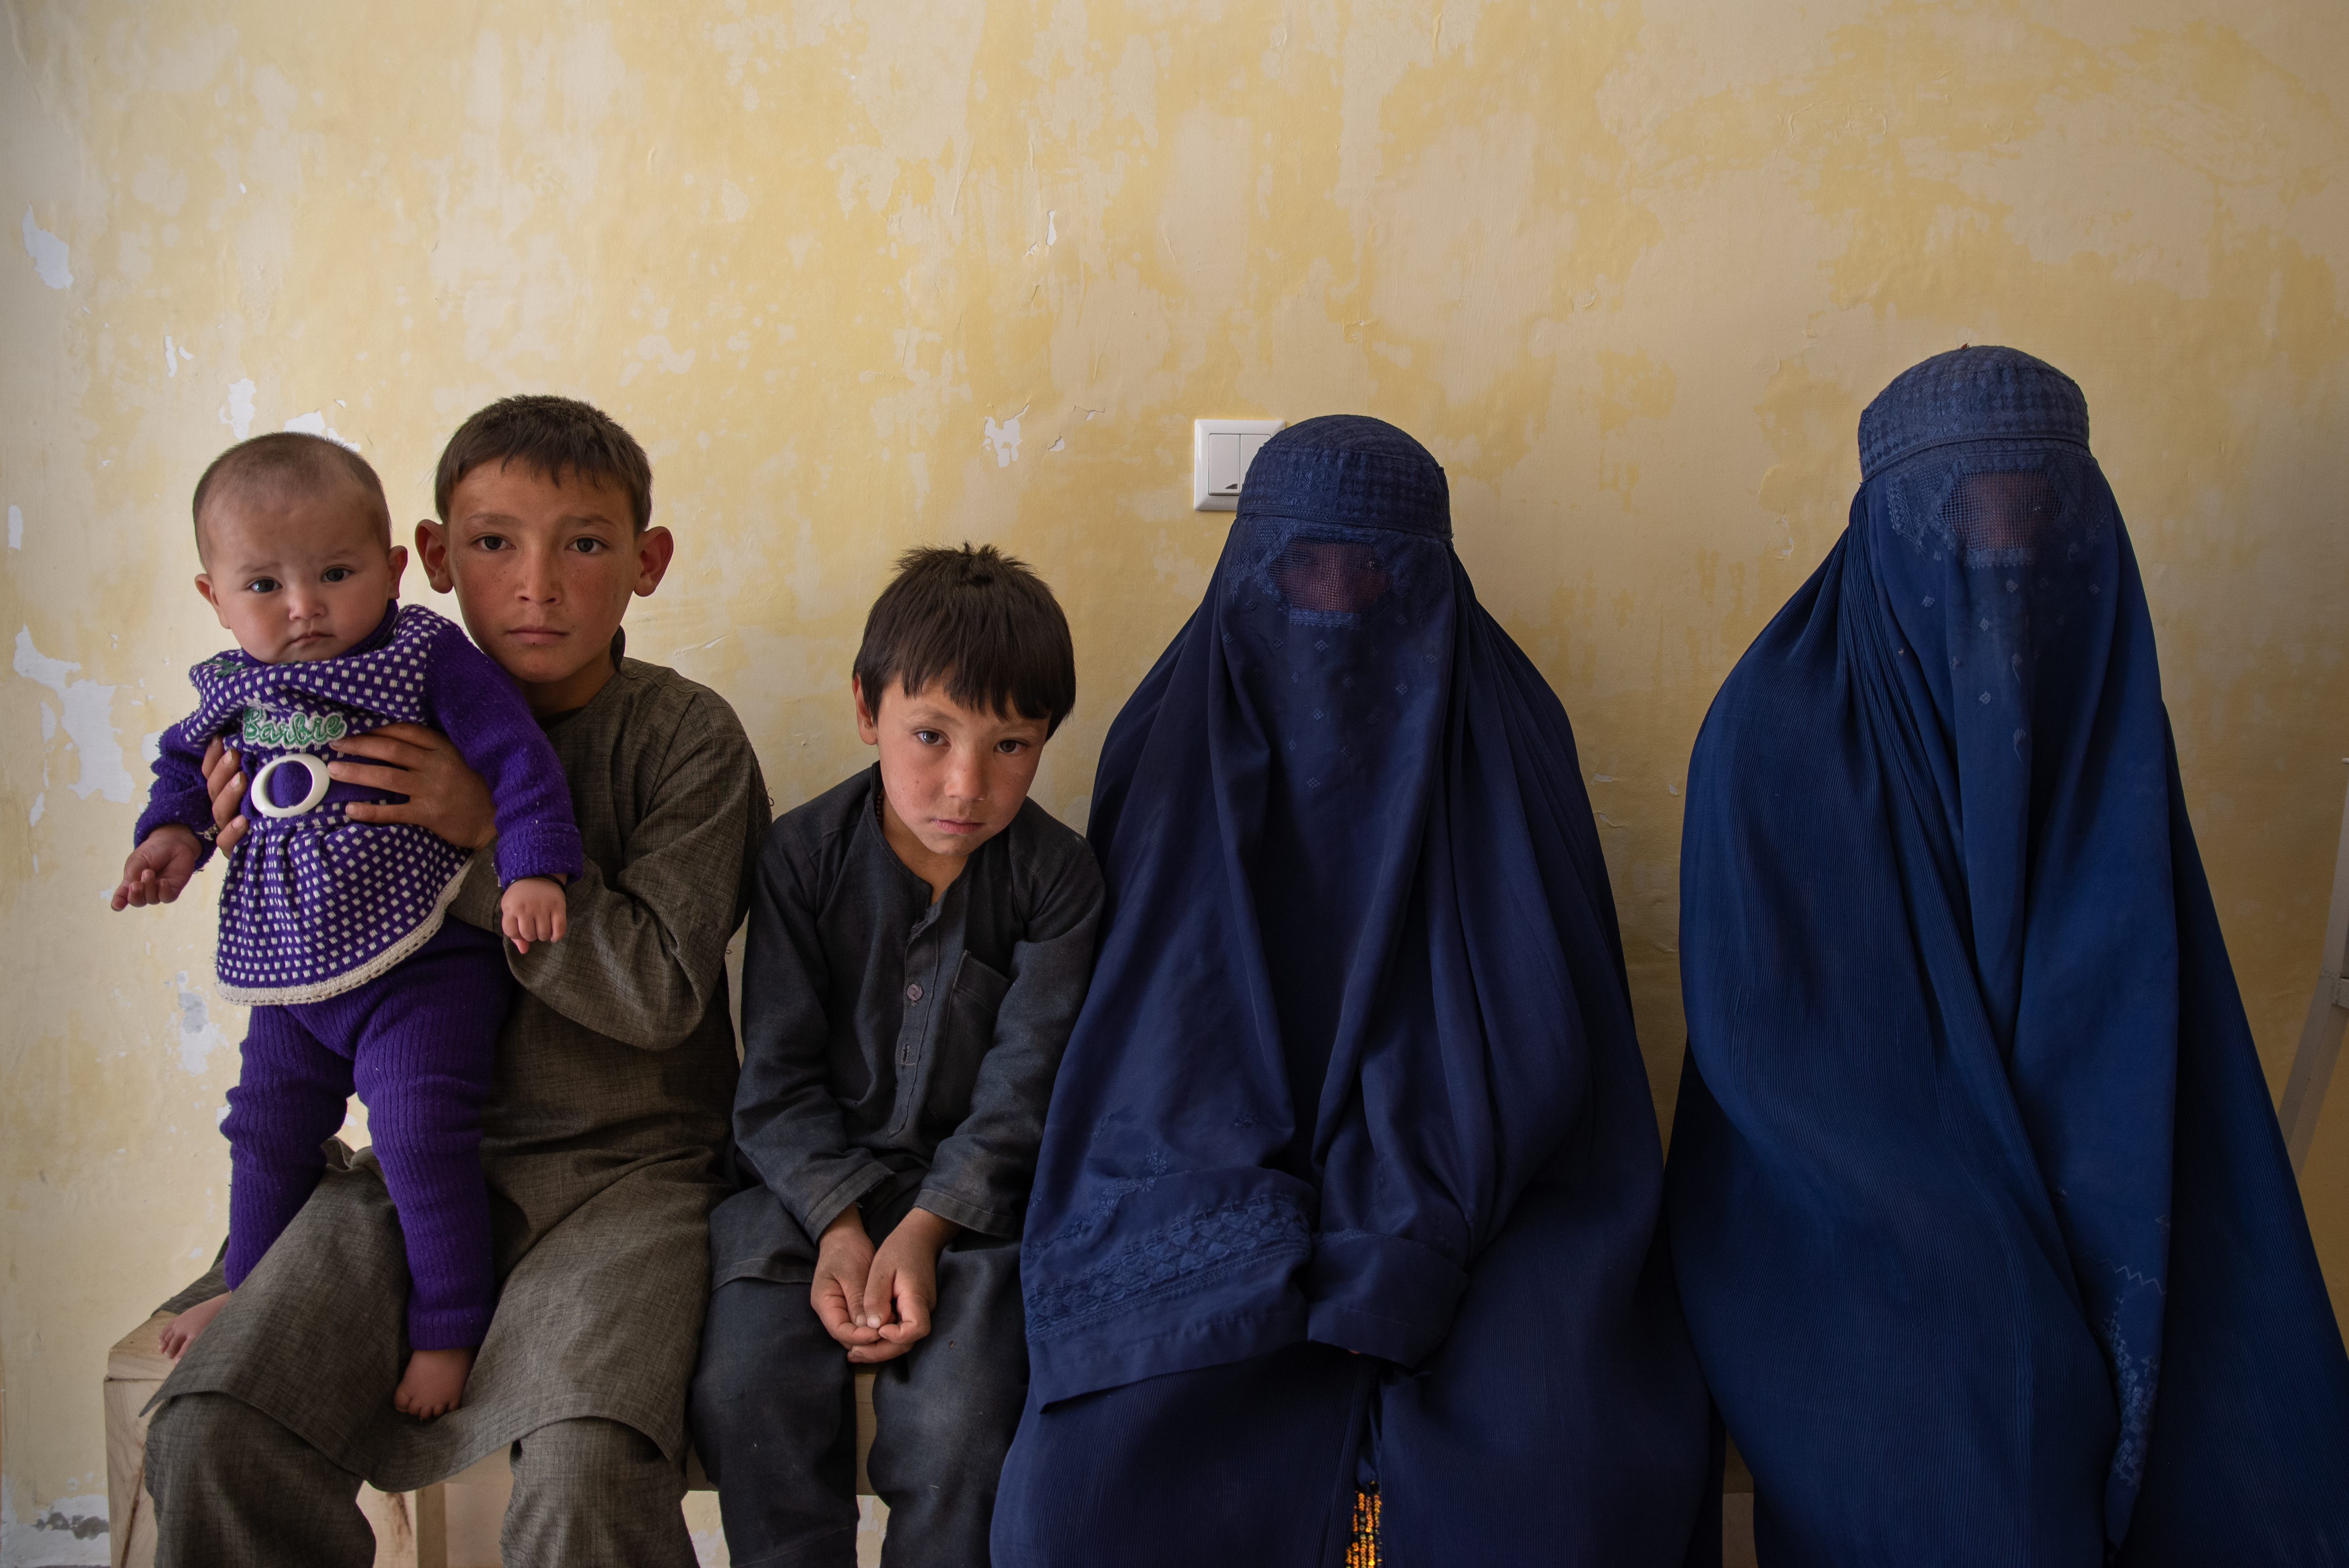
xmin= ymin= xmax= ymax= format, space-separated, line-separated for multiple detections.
xmin=0 ymin=1477 xmax=112 ymax=1566
xmin=165 ymin=334 xmax=178 ymax=377
xmin=33 ymin=710 xmax=51 ymax=823
xmin=13 ymin=626 xmax=136 ymax=803
xmin=982 ymin=410 xmax=1023 ymax=468
xmin=620 ymin=336 xmax=697 ymax=387
xmin=173 ymin=971 xmax=229 ymax=1075
xmin=7 ymin=504 xmax=21 ymax=549
xmin=19 ymin=206 xmax=72 ymax=290
xmin=282 ymin=410 xmax=358 ymax=451
xmin=722 ymin=180 xmax=750 ymax=222
xmin=220 ymin=378 xmax=257 ymax=440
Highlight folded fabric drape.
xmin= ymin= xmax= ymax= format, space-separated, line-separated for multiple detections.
xmin=1667 ymin=345 xmax=2349 ymax=1563
xmin=1008 ymin=415 xmax=1709 ymax=1563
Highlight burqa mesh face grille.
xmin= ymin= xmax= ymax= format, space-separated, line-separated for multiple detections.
xmin=1945 ymin=467 xmax=2060 ymax=558
xmin=1257 ymin=531 xmax=1399 ymax=618
xmin=1884 ymin=437 xmax=2100 ymax=568
xmin=1222 ymin=518 xmax=1444 ymax=803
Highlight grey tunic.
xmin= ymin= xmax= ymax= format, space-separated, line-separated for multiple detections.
xmin=153 ymin=652 xmax=770 ymax=1492
xmin=711 ymin=766 xmax=1103 ymax=1287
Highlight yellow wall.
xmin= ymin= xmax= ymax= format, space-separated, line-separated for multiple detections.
xmin=4 ymin=0 xmax=2344 ymax=1550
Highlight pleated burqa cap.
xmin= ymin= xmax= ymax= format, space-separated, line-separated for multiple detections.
xmin=1857 ymin=343 xmax=2090 ymax=479
xmin=1237 ymin=414 xmax=1452 ymax=536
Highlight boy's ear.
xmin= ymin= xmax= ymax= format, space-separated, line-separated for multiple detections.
xmin=414 ymin=520 xmax=455 ymax=594
xmin=386 ymin=543 xmax=409 ymax=598
xmin=194 ymin=572 xmax=231 ymax=630
xmin=633 ymin=525 xmax=675 ymax=598
xmin=853 ymin=674 xmax=882 ymax=745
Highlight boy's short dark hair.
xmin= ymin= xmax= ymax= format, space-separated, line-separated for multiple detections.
xmin=434 ymin=395 xmax=653 ymax=531
xmin=855 ymin=544 xmax=1078 ymax=735
xmin=191 ymin=432 xmax=392 ymax=556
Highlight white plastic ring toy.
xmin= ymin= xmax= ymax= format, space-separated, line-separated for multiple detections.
xmin=249 ymin=753 xmax=333 ymax=819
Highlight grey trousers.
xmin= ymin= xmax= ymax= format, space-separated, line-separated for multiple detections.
xmin=690 ymin=1231 xmax=1027 ymax=1568
xmin=145 ymin=1392 xmax=697 ymax=1568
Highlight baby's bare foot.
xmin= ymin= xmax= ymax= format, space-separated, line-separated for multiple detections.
xmin=159 ymin=1293 xmax=230 ymax=1359
xmin=393 ymin=1346 xmax=476 ymax=1420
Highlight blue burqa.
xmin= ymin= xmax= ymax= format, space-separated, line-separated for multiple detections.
xmin=1666 ymin=346 xmax=2349 ymax=1564
xmin=997 ymin=417 xmax=1710 ymax=1566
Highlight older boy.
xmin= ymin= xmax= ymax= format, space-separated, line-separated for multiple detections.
xmin=119 ymin=432 xmax=582 ymax=1422
xmin=691 ymin=545 xmax=1102 ymax=1568
xmin=143 ymin=396 xmax=770 ymax=1568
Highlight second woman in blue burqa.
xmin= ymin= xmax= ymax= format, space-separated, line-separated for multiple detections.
xmin=1665 ymin=347 xmax=2349 ymax=1562
xmin=990 ymin=416 xmax=1713 ymax=1566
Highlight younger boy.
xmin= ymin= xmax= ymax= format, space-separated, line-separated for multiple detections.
xmin=117 ymin=432 xmax=581 ymax=1418
xmin=693 ymin=545 xmax=1103 ymax=1566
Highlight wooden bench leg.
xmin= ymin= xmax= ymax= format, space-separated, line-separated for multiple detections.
xmin=413 ymin=1484 xmax=447 ymax=1568
xmin=355 ymin=1485 xmax=432 ymax=1568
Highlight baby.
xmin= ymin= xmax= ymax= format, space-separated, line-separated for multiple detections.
xmin=115 ymin=432 xmax=583 ymax=1418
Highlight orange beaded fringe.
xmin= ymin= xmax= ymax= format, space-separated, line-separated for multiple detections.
xmin=1345 ymin=1488 xmax=1381 ymax=1567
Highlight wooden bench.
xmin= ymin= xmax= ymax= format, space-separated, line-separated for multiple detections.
xmin=104 ymin=1310 xmax=877 ymax=1568
xmin=109 ymin=1307 xmax=1755 ymax=1565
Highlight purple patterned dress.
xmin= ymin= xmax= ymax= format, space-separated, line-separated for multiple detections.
xmin=137 ymin=601 xmax=583 ymax=1002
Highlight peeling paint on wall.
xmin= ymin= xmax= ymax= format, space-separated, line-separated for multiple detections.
xmin=219 ymin=378 xmax=257 ymax=441
xmin=982 ymin=409 xmax=1024 ymax=467
xmin=13 ymin=628 xmax=134 ymax=804
xmin=0 ymin=1480 xmax=111 ymax=1567
xmin=19 ymin=208 xmax=71 ymax=290
xmin=172 ymin=971 xmax=230 ymax=1076
xmin=281 ymin=410 xmax=357 ymax=450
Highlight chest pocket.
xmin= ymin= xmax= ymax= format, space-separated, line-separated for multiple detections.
xmin=919 ymin=953 xmax=1012 ymax=1138
xmin=954 ymin=951 xmax=1011 ymax=1013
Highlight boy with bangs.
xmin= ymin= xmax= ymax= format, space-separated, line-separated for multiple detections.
xmin=692 ymin=545 xmax=1103 ymax=1568
xmin=143 ymin=395 xmax=771 ymax=1568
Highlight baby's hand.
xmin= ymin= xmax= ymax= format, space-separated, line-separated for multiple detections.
xmin=113 ymin=828 xmax=202 ymax=911
xmin=499 ymin=875 xmax=568 ymax=954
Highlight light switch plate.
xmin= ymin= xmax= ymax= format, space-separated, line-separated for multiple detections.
xmin=1193 ymin=419 xmax=1283 ymax=511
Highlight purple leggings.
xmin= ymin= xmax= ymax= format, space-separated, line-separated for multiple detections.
xmin=222 ymin=921 xmax=513 ymax=1349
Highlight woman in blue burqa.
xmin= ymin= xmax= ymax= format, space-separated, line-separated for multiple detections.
xmin=1666 ymin=345 xmax=2349 ymax=1563
xmin=991 ymin=416 xmax=1713 ymax=1566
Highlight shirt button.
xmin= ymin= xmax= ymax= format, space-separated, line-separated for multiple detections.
xmin=905 ymin=983 xmax=923 ymax=1002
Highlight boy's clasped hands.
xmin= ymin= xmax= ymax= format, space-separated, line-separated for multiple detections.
xmin=812 ymin=1202 xmax=962 ymax=1363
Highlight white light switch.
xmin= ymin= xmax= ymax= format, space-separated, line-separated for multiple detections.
xmin=1193 ymin=419 xmax=1283 ymax=511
